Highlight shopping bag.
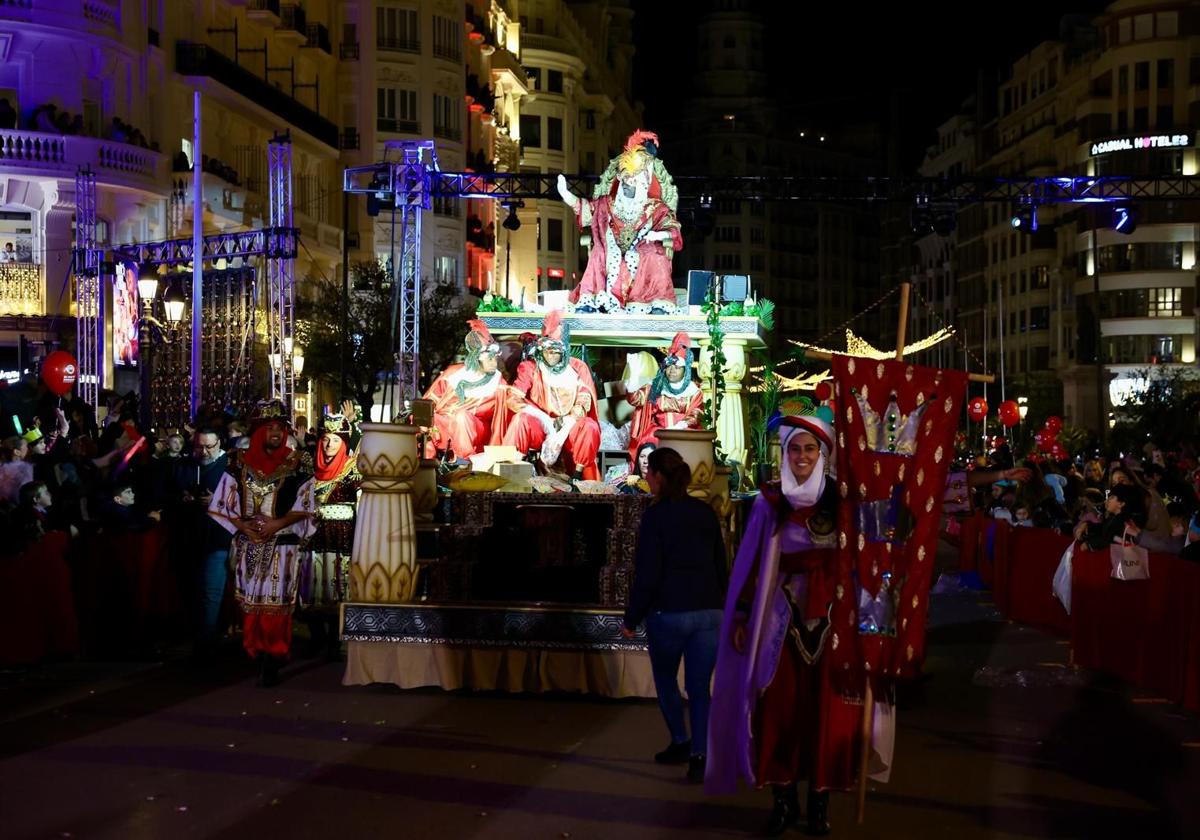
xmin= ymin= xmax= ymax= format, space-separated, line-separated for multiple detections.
xmin=1052 ymin=541 xmax=1074 ymax=614
xmin=1110 ymin=527 xmax=1149 ymax=581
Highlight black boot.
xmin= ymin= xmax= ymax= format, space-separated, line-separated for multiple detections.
xmin=257 ymin=654 xmax=282 ymax=688
xmin=762 ymin=783 xmax=800 ymax=836
xmin=805 ymin=785 xmax=830 ymax=836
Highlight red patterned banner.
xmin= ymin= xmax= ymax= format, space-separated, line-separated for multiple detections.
xmin=826 ymin=355 xmax=968 ymax=693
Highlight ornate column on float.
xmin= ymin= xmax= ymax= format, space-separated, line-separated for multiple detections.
xmin=350 ymin=423 xmax=420 ymax=602
xmin=698 ymin=337 xmax=749 ymax=467
xmin=655 ymin=428 xmax=716 ymax=502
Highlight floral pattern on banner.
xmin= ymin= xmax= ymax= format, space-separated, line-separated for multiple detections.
xmin=827 ymin=355 xmax=968 ymax=694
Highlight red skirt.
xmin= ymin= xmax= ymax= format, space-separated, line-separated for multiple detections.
xmin=752 ymin=631 xmax=861 ymax=791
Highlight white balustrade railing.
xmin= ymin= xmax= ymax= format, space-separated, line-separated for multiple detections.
xmin=0 ymin=128 xmax=162 ymax=184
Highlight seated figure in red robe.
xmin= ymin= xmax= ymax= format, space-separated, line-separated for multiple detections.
xmin=557 ymin=130 xmax=682 ymax=315
xmin=627 ymin=331 xmax=704 ymax=460
xmin=422 ymin=319 xmax=507 ymax=461
xmin=502 ymin=310 xmax=601 ymax=480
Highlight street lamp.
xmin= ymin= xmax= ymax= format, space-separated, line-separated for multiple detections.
xmin=138 ymin=270 xmax=160 ymax=430
xmin=163 ymin=278 xmax=187 ymax=324
xmin=1017 ymin=396 xmax=1029 ymax=421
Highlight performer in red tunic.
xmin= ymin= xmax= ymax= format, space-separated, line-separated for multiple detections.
xmin=557 ymin=130 xmax=682 ymax=314
xmin=706 ymin=411 xmax=860 ymax=836
xmin=502 ymin=310 xmax=601 ymax=479
xmin=627 ymin=331 xmax=703 ymax=459
xmin=422 ymin=319 xmax=507 ymax=461
xmin=208 ymin=401 xmax=315 ymax=687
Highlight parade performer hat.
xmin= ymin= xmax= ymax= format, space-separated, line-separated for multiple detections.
xmin=616 ymin=130 xmax=663 ymax=199
xmin=777 ymin=410 xmax=835 ymax=456
xmin=319 ymin=409 xmax=353 ymax=443
xmin=536 ymin=310 xmax=570 ymax=355
xmin=248 ymin=398 xmax=291 ymax=432
xmin=464 ymin=319 xmax=500 ymax=371
xmin=662 ymin=332 xmax=692 ymax=368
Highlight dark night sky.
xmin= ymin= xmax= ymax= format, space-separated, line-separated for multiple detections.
xmin=632 ymin=1 xmax=1114 ymax=168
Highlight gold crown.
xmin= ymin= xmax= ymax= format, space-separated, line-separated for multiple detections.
xmin=249 ymin=399 xmax=289 ymax=428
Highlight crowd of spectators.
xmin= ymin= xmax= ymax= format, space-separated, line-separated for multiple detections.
xmin=0 ymin=373 xmax=317 ymax=667
xmin=0 ymin=99 xmax=156 ymax=150
xmin=966 ymin=441 xmax=1200 ymax=558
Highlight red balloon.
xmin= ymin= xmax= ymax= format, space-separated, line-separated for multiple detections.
xmin=41 ymin=351 xmax=77 ymax=397
xmin=967 ymin=396 xmax=988 ymax=423
xmin=1035 ymin=430 xmax=1056 ymax=453
xmin=1050 ymin=442 xmax=1069 ymax=461
xmin=998 ymin=400 xmax=1021 ymax=427
xmin=992 ymin=436 xmax=1008 ymax=448
xmin=814 ymin=381 xmax=832 ymax=402
xmin=1044 ymin=415 xmax=1063 ymax=435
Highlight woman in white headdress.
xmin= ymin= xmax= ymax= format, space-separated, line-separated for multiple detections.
xmin=706 ymin=411 xmax=859 ymax=837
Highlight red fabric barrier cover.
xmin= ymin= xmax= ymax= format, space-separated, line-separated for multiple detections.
xmin=1071 ymin=547 xmax=1190 ymax=702
xmin=71 ymin=526 xmax=177 ymax=649
xmin=0 ymin=532 xmax=78 ymax=666
xmin=958 ymin=512 xmax=986 ymax=573
xmin=1002 ymin=527 xmax=1072 ymax=636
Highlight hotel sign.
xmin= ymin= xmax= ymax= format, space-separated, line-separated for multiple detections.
xmin=1090 ymin=133 xmax=1193 ymax=156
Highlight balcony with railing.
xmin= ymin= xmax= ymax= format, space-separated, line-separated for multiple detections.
xmin=304 ymin=23 xmax=331 ymax=54
xmin=247 ymin=0 xmax=281 ymax=23
xmin=176 ymin=42 xmax=338 ymax=150
xmin=0 ymin=127 xmax=163 ymax=190
xmin=377 ymin=117 xmax=419 ymax=134
xmin=339 ymin=41 xmax=359 ymax=60
xmin=378 ymin=36 xmax=420 ymax=54
xmin=340 ymin=128 xmax=360 ymax=150
xmin=0 ymin=263 xmax=42 ymax=317
xmin=279 ymin=4 xmax=306 ymax=43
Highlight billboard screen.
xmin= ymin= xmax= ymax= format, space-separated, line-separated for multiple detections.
xmin=113 ymin=261 xmax=140 ymax=367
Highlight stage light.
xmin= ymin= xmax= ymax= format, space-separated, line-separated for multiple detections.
xmin=501 ymin=201 xmax=523 ymax=231
xmin=1011 ymin=203 xmax=1038 ymax=232
xmin=1112 ymin=205 xmax=1138 ymax=235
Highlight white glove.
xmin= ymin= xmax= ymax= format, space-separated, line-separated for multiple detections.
xmin=556 ymin=173 xmax=579 ymax=208
xmin=646 ymin=230 xmax=673 ymax=243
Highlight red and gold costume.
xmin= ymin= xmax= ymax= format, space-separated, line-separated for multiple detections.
xmin=208 ymin=401 xmax=315 ymax=664
xmin=562 ymin=131 xmax=682 ymax=314
xmin=422 ymin=319 xmax=507 ymax=460
xmin=627 ymin=331 xmax=703 ymax=459
xmin=502 ymin=310 xmax=601 ymax=479
xmin=298 ymin=410 xmax=361 ymax=611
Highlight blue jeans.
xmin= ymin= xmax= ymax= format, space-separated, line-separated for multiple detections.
xmin=645 ymin=608 xmax=722 ymax=757
xmin=198 ymin=549 xmax=229 ymax=644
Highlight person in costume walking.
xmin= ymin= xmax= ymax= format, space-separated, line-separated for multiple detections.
xmin=297 ymin=402 xmax=361 ymax=658
xmin=706 ymin=409 xmax=859 ymax=836
xmin=208 ymin=400 xmax=315 ymax=686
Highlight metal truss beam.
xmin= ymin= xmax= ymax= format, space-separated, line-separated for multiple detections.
xmin=73 ymin=167 xmax=102 ymax=408
xmin=118 ymin=228 xmax=300 ymax=265
xmin=347 ymin=169 xmax=1200 ymax=205
xmin=393 ymin=141 xmax=436 ymax=407
xmin=266 ymin=134 xmax=296 ymax=414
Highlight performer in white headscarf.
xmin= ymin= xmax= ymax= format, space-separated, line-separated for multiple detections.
xmin=706 ymin=409 xmax=860 ymax=837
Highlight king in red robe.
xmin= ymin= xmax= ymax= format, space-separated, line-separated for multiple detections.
xmin=502 ymin=310 xmax=601 ymax=479
xmin=557 ymin=130 xmax=682 ymax=314
xmin=627 ymin=331 xmax=704 ymax=459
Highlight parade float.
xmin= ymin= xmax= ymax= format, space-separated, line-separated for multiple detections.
xmin=341 ymin=132 xmax=768 ymax=696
